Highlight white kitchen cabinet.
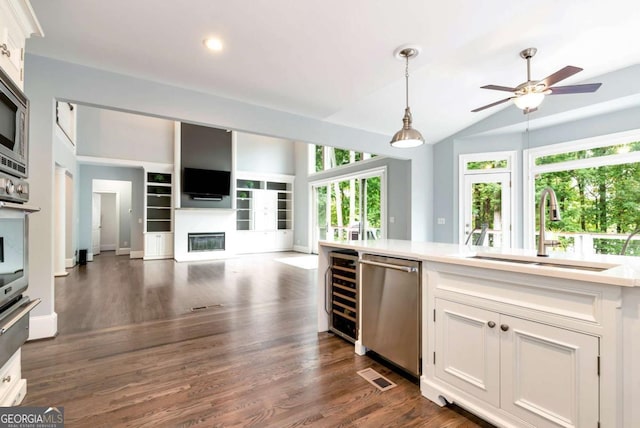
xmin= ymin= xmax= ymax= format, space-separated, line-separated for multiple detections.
xmin=0 ymin=349 xmax=26 ymax=406
xmin=434 ymin=298 xmax=599 ymax=428
xmin=0 ymin=0 xmax=43 ymax=90
xmin=144 ymin=232 xmax=173 ymax=260
xmin=435 ymin=299 xmax=500 ymax=407
xmin=275 ymin=230 xmax=293 ymax=250
xmin=499 ymin=314 xmax=599 ymax=428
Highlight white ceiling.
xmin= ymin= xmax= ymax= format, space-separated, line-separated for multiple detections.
xmin=27 ymin=0 xmax=640 ymax=144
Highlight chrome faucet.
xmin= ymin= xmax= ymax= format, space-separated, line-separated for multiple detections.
xmin=538 ymin=187 xmax=561 ymax=256
xmin=621 ymin=228 xmax=640 ymax=255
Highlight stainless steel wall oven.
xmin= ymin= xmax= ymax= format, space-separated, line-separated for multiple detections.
xmin=0 ymin=202 xmax=39 ymax=368
xmin=0 ymin=65 xmax=38 ymax=370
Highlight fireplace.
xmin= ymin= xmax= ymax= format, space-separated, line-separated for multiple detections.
xmin=188 ymin=232 xmax=225 ymax=252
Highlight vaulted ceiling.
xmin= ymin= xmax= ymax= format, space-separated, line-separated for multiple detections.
xmin=27 ymin=0 xmax=640 ymax=144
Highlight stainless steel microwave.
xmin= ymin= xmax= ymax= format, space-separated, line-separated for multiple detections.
xmin=0 ymin=66 xmax=28 ymax=178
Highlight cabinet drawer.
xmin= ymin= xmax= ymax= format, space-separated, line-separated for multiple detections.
xmin=427 ymin=263 xmax=611 ymax=327
xmin=0 ymin=349 xmax=22 ymax=405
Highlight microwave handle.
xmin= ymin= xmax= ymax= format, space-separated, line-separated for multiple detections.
xmin=0 ymin=298 xmax=41 ymax=335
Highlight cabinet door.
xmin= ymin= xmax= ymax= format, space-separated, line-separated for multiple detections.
xmin=500 ymin=315 xmax=599 ymax=428
xmin=275 ymin=230 xmax=293 ymax=250
xmin=435 ymin=299 xmax=500 ymax=407
xmin=253 ymin=190 xmax=276 ymax=231
xmin=0 ymin=22 xmax=23 ymax=88
xmin=160 ymin=233 xmax=174 ymax=257
xmin=144 ymin=233 xmax=160 ymax=256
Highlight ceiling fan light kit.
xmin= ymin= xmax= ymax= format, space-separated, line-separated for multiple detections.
xmin=472 ymin=47 xmax=602 ymax=114
xmin=390 ymin=45 xmax=425 ymax=148
xmin=513 ymin=91 xmax=545 ymax=110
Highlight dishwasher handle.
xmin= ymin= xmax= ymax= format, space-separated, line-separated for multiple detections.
xmin=359 ymin=259 xmax=418 ymax=273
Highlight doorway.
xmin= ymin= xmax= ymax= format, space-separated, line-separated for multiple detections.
xmin=92 ymin=191 xmax=120 ymax=256
xmin=459 ymin=152 xmax=515 ymax=248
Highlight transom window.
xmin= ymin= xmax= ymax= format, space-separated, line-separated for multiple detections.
xmin=312 ymin=145 xmax=375 ymax=173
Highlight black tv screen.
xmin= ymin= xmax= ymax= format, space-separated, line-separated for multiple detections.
xmin=183 ymin=168 xmax=231 ymax=197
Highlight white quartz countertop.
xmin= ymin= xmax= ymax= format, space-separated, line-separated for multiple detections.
xmin=319 ymin=239 xmax=640 ymax=287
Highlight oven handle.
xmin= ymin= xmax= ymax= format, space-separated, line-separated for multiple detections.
xmin=0 ymin=298 xmax=41 ymax=335
xmin=0 ymin=201 xmax=40 ymax=213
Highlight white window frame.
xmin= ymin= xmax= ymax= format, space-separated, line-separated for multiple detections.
xmin=459 ymin=151 xmax=517 ymax=248
xmin=308 ymin=166 xmax=387 ymax=253
xmin=307 ymin=144 xmax=379 ymax=176
xmin=523 ymin=128 xmax=640 ymax=249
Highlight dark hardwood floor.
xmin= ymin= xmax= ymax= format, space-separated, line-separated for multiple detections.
xmin=22 ymin=251 xmax=492 ymax=427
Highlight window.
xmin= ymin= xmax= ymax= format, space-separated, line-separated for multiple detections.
xmin=312 ymin=145 xmax=375 ymax=173
xmin=459 ymin=152 xmax=516 ymax=248
xmin=524 ymin=130 xmax=640 ymax=255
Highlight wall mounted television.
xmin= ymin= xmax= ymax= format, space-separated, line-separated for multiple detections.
xmin=182 ymin=168 xmax=231 ymax=199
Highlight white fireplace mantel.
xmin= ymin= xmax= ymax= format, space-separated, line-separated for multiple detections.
xmin=174 ymin=209 xmax=237 ymax=262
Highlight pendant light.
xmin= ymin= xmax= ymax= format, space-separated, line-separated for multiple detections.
xmin=390 ymin=46 xmax=424 ymax=148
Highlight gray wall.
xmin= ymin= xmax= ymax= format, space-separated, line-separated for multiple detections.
xmin=180 ymin=123 xmax=232 ymax=208
xmin=77 ymin=106 xmax=174 ymax=163
xmin=24 ymin=53 xmax=431 ymax=329
xmin=294 ymin=146 xmax=413 ymax=249
xmin=431 ymin=64 xmax=640 ymax=245
xmin=78 ymin=165 xmax=144 ymax=253
xmin=236 ymin=132 xmax=295 ymax=174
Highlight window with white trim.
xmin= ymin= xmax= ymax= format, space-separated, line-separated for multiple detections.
xmin=310 ymin=145 xmax=375 ymax=173
xmin=524 ymin=130 xmax=640 ymax=255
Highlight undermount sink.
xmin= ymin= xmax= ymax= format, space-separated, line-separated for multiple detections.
xmin=468 ymin=254 xmax=618 ymax=272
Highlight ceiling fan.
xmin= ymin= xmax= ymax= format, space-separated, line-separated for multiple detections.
xmin=472 ymin=47 xmax=602 ymax=114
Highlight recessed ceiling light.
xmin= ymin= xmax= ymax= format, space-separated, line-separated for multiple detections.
xmin=203 ymin=37 xmax=223 ymax=52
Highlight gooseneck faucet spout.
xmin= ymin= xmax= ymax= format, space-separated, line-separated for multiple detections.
xmin=538 ymin=187 xmax=561 ymax=257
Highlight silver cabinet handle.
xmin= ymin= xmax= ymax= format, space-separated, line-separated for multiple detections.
xmin=2 ymin=375 xmax=10 ymax=383
xmin=359 ymin=259 xmax=418 ymax=273
xmin=500 ymin=324 xmax=509 ymax=332
xmin=488 ymin=321 xmax=496 ymax=328
xmin=0 ymin=44 xmax=10 ymax=58
xmin=0 ymin=298 xmax=41 ymax=335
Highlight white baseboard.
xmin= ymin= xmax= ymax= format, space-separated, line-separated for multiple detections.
xmin=65 ymin=257 xmax=75 ymax=268
xmin=130 ymin=250 xmax=144 ymax=259
xmin=293 ymin=245 xmax=311 ymax=254
xmin=28 ymin=312 xmax=58 ymax=340
xmin=87 ymin=252 xmax=94 ymax=262
xmin=54 ymin=271 xmax=69 ymax=277
xmin=100 ymin=244 xmax=116 ymax=251
xmin=118 ymin=247 xmax=131 ymax=255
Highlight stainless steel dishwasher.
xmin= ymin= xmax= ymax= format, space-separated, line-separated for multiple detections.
xmin=360 ymin=254 xmax=421 ymax=376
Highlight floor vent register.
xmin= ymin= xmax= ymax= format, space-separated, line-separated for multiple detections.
xmin=357 ymin=368 xmax=397 ymax=392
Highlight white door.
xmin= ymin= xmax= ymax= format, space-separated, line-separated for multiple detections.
xmin=100 ymin=193 xmax=117 ymax=251
xmin=91 ymin=193 xmax=101 ymax=256
xmin=461 ymin=172 xmax=512 ymax=248
xmin=500 ymin=315 xmax=599 ymax=428
xmin=435 ymin=299 xmax=500 ymax=407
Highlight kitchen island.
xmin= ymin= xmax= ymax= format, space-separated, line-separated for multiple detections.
xmin=318 ymin=239 xmax=640 ymax=428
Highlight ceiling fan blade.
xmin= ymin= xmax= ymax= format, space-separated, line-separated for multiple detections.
xmin=481 ymin=84 xmax=517 ymax=92
xmin=471 ymin=97 xmax=513 ymax=112
xmin=541 ymin=65 xmax=583 ymax=88
xmin=549 ymin=83 xmax=602 ymax=95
